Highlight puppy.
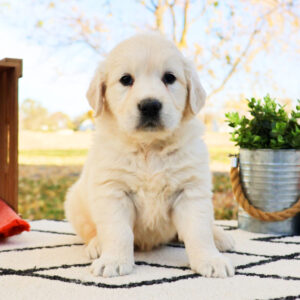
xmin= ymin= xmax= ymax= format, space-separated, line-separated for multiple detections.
xmin=65 ymin=33 xmax=235 ymax=278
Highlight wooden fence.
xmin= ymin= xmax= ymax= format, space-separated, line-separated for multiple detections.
xmin=0 ymin=58 xmax=22 ymax=212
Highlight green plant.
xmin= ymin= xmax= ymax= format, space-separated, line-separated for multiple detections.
xmin=225 ymin=95 xmax=300 ymax=149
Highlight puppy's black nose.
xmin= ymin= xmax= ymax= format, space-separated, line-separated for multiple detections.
xmin=138 ymin=99 xmax=162 ymax=117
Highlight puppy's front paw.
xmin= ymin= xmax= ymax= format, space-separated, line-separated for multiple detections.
xmin=85 ymin=237 xmax=101 ymax=259
xmin=91 ymin=254 xmax=134 ymax=277
xmin=191 ymin=254 xmax=234 ymax=278
xmin=214 ymin=228 xmax=235 ymax=252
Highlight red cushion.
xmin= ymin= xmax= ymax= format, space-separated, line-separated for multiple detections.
xmin=0 ymin=198 xmax=30 ymax=238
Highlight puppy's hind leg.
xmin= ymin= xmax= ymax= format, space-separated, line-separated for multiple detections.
xmin=85 ymin=236 xmax=101 ymax=259
xmin=213 ymin=225 xmax=235 ymax=252
xmin=65 ymin=181 xmax=99 ymax=258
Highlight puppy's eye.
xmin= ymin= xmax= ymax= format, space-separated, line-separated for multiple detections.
xmin=162 ymin=72 xmax=176 ymax=85
xmin=120 ymin=74 xmax=134 ymax=86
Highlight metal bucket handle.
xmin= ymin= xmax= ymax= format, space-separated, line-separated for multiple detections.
xmin=229 ymin=155 xmax=300 ymax=222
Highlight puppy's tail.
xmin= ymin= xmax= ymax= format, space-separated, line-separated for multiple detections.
xmin=213 ymin=225 xmax=235 ymax=252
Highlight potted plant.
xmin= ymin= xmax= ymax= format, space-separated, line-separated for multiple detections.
xmin=225 ymin=95 xmax=300 ymax=234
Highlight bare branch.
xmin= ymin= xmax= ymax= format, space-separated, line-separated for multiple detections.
xmin=178 ymin=0 xmax=190 ymax=49
xmin=150 ymin=0 xmax=158 ymax=9
xmin=154 ymin=0 xmax=167 ymax=33
xmin=207 ymin=27 xmax=261 ymax=99
xmin=140 ymin=0 xmax=156 ymax=13
xmin=190 ymin=1 xmax=207 ymax=25
xmin=166 ymin=0 xmax=178 ymax=43
xmin=207 ymin=3 xmax=283 ymax=99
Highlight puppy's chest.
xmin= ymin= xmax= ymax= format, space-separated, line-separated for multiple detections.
xmin=126 ymin=153 xmax=182 ymax=229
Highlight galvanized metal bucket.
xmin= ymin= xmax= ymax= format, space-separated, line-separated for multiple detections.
xmin=238 ymin=149 xmax=300 ymax=234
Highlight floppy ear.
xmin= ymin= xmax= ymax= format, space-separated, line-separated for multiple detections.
xmin=86 ymin=62 xmax=106 ymax=117
xmin=184 ymin=58 xmax=206 ymax=115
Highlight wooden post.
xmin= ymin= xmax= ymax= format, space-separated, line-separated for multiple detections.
xmin=0 ymin=58 xmax=22 ymax=212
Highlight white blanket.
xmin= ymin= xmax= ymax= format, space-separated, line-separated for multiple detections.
xmin=0 ymin=220 xmax=299 ymax=300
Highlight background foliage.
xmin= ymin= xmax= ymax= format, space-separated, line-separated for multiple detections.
xmin=19 ymin=166 xmax=238 ymax=220
xmin=1 ymin=0 xmax=300 ymax=118
xmin=18 ymin=132 xmax=238 ymax=220
xmin=1 ymin=0 xmax=299 ymax=220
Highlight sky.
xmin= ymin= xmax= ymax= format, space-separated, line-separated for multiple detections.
xmin=0 ymin=0 xmax=299 ymax=118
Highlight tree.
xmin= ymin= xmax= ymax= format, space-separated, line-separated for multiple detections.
xmin=20 ymin=99 xmax=49 ymax=131
xmin=20 ymin=99 xmax=74 ymax=131
xmin=4 ymin=0 xmax=300 ymax=105
xmin=73 ymin=110 xmax=95 ymax=131
xmin=139 ymin=0 xmax=300 ymax=100
xmin=47 ymin=112 xmax=74 ymax=131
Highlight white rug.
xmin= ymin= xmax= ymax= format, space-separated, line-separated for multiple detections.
xmin=0 ymin=220 xmax=299 ymax=300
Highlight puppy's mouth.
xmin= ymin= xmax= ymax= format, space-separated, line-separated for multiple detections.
xmin=136 ymin=117 xmax=163 ymax=131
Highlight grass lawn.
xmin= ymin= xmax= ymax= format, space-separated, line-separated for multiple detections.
xmin=20 ymin=147 xmax=237 ymax=166
xmin=18 ymin=147 xmax=238 ymax=220
xmin=208 ymin=147 xmax=238 ymax=164
xmin=19 ymin=149 xmax=88 ymax=165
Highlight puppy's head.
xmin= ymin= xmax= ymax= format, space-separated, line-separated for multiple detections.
xmin=87 ymin=33 xmax=206 ymax=141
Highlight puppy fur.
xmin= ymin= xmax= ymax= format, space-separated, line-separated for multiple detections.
xmin=65 ymin=33 xmax=235 ymax=278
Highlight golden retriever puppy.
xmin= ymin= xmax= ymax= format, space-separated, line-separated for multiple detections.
xmin=65 ymin=33 xmax=235 ymax=278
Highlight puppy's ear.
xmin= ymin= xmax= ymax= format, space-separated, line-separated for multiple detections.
xmin=184 ymin=58 xmax=206 ymax=115
xmin=86 ymin=62 xmax=106 ymax=117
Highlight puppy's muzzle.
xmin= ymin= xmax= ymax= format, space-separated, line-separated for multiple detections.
xmin=137 ymin=99 xmax=163 ymax=130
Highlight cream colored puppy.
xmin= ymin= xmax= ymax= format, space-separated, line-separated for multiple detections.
xmin=65 ymin=33 xmax=235 ymax=278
